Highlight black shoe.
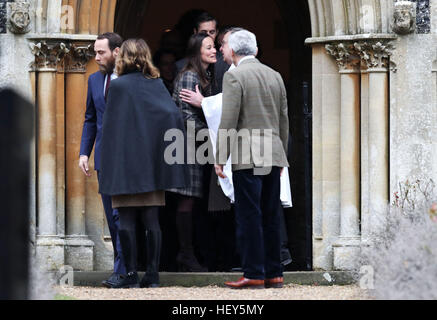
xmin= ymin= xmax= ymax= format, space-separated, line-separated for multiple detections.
xmin=102 ymin=273 xmax=124 ymax=288
xmin=111 ymin=272 xmax=140 ymax=289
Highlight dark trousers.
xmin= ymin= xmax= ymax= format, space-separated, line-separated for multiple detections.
xmin=233 ymin=167 xmax=283 ymax=280
xmin=98 ymin=172 xmax=126 ymax=275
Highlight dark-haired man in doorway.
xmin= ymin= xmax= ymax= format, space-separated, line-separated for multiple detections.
xmin=79 ymin=32 xmax=127 ymax=288
xmin=176 ymin=12 xmax=230 ymax=94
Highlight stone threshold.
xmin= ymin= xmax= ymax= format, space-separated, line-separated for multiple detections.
xmin=54 ymin=271 xmax=356 ymax=287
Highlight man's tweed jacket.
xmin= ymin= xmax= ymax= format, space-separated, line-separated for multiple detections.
xmin=216 ymin=58 xmax=289 ymax=171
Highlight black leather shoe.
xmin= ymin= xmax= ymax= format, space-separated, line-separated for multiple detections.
xmin=102 ymin=273 xmax=124 ymax=288
xmin=111 ymin=272 xmax=140 ymax=289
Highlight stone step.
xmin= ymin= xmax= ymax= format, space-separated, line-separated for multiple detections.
xmin=59 ymin=271 xmax=356 ymax=287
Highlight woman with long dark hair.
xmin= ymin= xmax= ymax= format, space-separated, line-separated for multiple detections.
xmin=99 ymin=39 xmax=188 ymax=288
xmin=170 ymin=33 xmax=217 ymax=272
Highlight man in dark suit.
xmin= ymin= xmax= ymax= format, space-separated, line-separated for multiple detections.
xmin=216 ymin=29 xmax=289 ymax=289
xmin=79 ymin=32 xmax=126 ymax=288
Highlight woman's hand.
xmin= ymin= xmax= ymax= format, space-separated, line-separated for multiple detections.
xmin=180 ymin=85 xmax=204 ymax=108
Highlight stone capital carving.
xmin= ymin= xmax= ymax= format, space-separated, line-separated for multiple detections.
xmin=29 ymin=41 xmax=70 ymax=71
xmin=392 ymin=1 xmax=416 ymax=35
xmin=326 ymin=40 xmax=396 ymax=72
xmin=7 ymin=1 xmax=31 ymax=34
xmin=29 ymin=41 xmax=95 ymax=72
xmin=325 ymin=42 xmax=361 ymax=72
xmin=64 ymin=43 xmax=95 ymax=73
xmin=354 ymin=41 xmax=396 ymax=71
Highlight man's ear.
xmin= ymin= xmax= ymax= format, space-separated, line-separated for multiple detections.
xmin=255 ymin=47 xmax=259 ymax=57
xmin=113 ymin=47 xmax=120 ymax=57
xmin=193 ymin=28 xmax=198 ymax=35
xmin=231 ymin=49 xmax=237 ymax=60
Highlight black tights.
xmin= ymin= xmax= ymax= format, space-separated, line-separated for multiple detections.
xmin=118 ymin=206 xmax=160 ymax=273
xmin=119 ymin=206 xmax=160 ymax=232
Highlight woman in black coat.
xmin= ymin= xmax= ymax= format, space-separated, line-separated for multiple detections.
xmin=99 ymin=39 xmax=188 ymax=288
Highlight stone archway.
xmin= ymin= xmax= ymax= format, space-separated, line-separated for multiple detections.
xmin=113 ymin=0 xmax=314 ymax=271
xmin=29 ymin=0 xmax=395 ymax=272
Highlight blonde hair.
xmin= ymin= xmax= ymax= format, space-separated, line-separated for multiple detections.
xmin=116 ymin=38 xmax=160 ymax=78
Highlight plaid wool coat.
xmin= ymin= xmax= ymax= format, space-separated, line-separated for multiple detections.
xmin=169 ymin=70 xmax=212 ymax=198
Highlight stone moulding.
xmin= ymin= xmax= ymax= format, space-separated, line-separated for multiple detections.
xmin=64 ymin=43 xmax=95 ymax=73
xmin=29 ymin=41 xmax=70 ymax=71
xmin=29 ymin=39 xmax=95 ymax=72
xmin=354 ymin=41 xmax=396 ymax=70
xmin=325 ymin=42 xmax=361 ymax=71
xmin=323 ymin=38 xmax=397 ymax=72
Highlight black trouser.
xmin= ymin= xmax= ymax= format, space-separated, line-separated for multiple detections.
xmin=233 ymin=167 xmax=283 ymax=280
xmin=118 ymin=206 xmax=160 ymax=274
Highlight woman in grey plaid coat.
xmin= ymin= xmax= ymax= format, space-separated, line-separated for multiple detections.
xmin=169 ymin=33 xmax=217 ymax=272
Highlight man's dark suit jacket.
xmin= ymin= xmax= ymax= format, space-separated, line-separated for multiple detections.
xmin=80 ymin=71 xmax=107 ymax=171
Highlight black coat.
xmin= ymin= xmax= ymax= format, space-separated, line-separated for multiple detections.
xmin=99 ymin=72 xmax=189 ymax=196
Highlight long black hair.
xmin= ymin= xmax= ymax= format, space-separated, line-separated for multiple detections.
xmin=180 ymin=33 xmax=215 ymax=91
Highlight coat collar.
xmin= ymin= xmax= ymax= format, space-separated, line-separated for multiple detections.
xmin=238 ymin=57 xmax=260 ymax=66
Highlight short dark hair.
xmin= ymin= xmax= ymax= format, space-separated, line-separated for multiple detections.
xmin=195 ymin=12 xmax=217 ymax=30
xmin=97 ymin=32 xmax=123 ymax=51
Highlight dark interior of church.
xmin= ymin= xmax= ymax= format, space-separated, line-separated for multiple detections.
xmin=113 ymin=0 xmax=313 ymax=272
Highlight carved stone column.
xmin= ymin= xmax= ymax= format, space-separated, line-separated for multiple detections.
xmin=356 ymin=41 xmax=393 ymax=237
xmin=307 ymin=34 xmax=396 ymax=270
xmin=31 ymin=41 xmax=68 ymax=271
xmin=326 ymin=43 xmax=362 ymax=270
xmin=64 ymin=43 xmax=95 ymax=271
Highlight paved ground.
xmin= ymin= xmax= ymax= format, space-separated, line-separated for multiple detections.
xmin=55 ymin=284 xmax=373 ymax=300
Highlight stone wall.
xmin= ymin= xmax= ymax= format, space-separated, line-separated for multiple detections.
xmin=0 ymin=0 xmax=33 ymax=99
xmin=390 ymin=0 xmax=437 ymax=195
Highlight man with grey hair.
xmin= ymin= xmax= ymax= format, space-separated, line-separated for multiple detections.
xmin=215 ymin=29 xmax=289 ymax=289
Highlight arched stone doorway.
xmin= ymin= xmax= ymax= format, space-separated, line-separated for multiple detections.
xmin=29 ymin=0 xmax=396 ymax=272
xmin=113 ymin=0 xmax=314 ymax=272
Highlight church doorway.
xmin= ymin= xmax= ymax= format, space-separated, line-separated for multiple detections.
xmin=113 ymin=0 xmax=313 ymax=271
